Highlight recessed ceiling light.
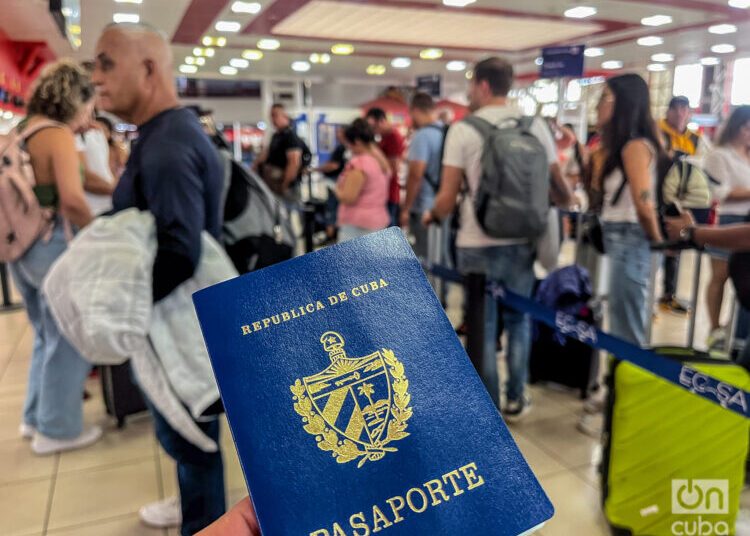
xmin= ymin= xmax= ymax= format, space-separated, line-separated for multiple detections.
xmin=2 ymin=110 xmax=14 ymax=119
xmin=319 ymin=53 xmax=330 ymax=64
xmin=366 ymin=64 xmax=387 ymax=75
xmin=115 ymin=0 xmax=142 ymax=3
xmin=202 ymin=36 xmax=213 ymax=46
xmin=185 ymin=56 xmax=197 ymax=65
xmin=729 ymin=0 xmax=750 ymax=8
xmin=534 ymin=57 xmax=543 ymax=66
xmin=652 ymin=53 xmax=675 ymax=62
xmin=217 ymin=37 xmax=227 ymax=47
xmin=446 ymin=60 xmax=467 ymax=71
xmin=465 ymin=70 xmax=473 ymax=80
xmin=637 ymin=36 xmax=664 ymax=47
xmin=195 ymin=57 xmax=205 ymax=66
xmin=331 ymin=43 xmax=354 ymax=55
xmin=584 ymin=47 xmax=604 ymax=57
xmin=231 ymin=1 xmax=261 ymax=13
xmin=230 ymin=58 xmax=250 ymax=68
xmin=113 ymin=13 xmax=140 ymax=23
xmin=602 ymin=60 xmax=623 ymax=69
xmin=292 ymin=61 xmax=311 ymax=72
xmin=258 ymin=38 xmax=281 ymax=50
xmin=420 ymin=48 xmax=443 ymax=60
xmin=709 ymin=24 xmax=737 ymax=34
xmin=220 ymin=66 xmax=238 ymax=75
xmin=69 ymin=25 xmax=81 ymax=35
xmin=648 ymin=63 xmax=667 ymax=71
xmin=711 ymin=43 xmax=736 ymax=54
xmin=61 ymin=7 xmax=73 ymax=16
xmin=442 ymin=0 xmax=476 ymax=6
xmin=242 ymin=49 xmax=263 ymax=60
xmin=310 ymin=53 xmax=320 ymax=63
xmin=179 ymin=65 xmax=198 ymax=74
xmin=215 ymin=21 xmax=241 ymax=32
xmin=700 ymin=56 xmax=721 ymax=66
xmin=641 ymin=15 xmax=673 ymax=26
xmin=564 ymin=6 xmax=597 ymax=19
xmin=391 ymin=57 xmax=411 ymax=69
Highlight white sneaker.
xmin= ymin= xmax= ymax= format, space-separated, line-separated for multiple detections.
xmin=707 ymin=327 xmax=727 ymax=351
xmin=31 ymin=425 xmax=102 ymax=456
xmin=19 ymin=423 xmax=36 ymax=440
xmin=503 ymin=395 xmax=532 ymax=424
xmin=139 ymin=496 xmax=182 ymax=529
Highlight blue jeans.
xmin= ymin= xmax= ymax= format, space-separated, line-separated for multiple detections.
xmin=603 ymin=222 xmax=652 ymax=346
xmin=457 ymin=243 xmax=536 ymax=406
xmin=9 ymin=221 xmax=92 ymax=439
xmin=147 ymin=399 xmax=226 ymax=536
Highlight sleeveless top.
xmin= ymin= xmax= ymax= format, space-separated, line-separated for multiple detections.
xmin=601 ymin=140 xmax=657 ymax=224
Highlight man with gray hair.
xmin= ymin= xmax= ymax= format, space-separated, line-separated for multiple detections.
xmin=91 ymin=23 xmax=225 ymax=534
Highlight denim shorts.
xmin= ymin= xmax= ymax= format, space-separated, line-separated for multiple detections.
xmin=706 ymin=214 xmax=746 ymax=260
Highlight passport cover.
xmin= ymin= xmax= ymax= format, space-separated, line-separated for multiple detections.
xmin=193 ymin=228 xmax=554 ymax=536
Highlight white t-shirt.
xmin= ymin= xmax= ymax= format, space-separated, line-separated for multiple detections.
xmin=76 ymin=129 xmax=114 ymax=215
xmin=703 ymin=146 xmax=750 ymax=216
xmin=601 ymin=141 xmax=657 ymax=224
xmin=442 ymin=106 xmax=558 ymax=248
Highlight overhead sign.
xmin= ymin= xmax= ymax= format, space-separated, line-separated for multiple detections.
xmin=416 ymin=74 xmax=441 ymax=98
xmin=540 ymin=45 xmax=585 ymax=78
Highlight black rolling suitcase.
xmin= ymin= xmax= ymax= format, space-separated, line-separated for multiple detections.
xmin=100 ymin=361 xmax=147 ymax=428
xmin=528 ymin=266 xmax=601 ymax=398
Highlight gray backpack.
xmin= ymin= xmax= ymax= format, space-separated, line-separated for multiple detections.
xmin=463 ymin=115 xmax=550 ymax=240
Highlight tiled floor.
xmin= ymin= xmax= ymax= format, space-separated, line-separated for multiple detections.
xmin=0 ymin=244 xmax=747 ymax=535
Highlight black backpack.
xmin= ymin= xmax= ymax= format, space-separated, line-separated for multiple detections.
xmin=421 ymin=123 xmax=450 ymax=191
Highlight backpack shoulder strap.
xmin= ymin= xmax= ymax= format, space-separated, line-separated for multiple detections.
xmin=518 ymin=115 xmax=535 ymax=132
xmin=19 ymin=119 xmax=67 ymax=141
xmin=462 ymin=115 xmax=495 ymax=140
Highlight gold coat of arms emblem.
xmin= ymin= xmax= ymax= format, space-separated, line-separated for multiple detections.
xmin=290 ymin=331 xmax=413 ymax=468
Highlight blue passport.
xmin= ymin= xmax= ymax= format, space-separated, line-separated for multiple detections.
xmin=193 ymin=228 xmax=554 ymax=536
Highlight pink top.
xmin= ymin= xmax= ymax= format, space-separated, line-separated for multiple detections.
xmin=337 ymin=154 xmax=390 ymax=230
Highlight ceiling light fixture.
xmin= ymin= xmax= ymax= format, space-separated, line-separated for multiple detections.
xmin=728 ymin=0 xmax=750 ymax=8
xmin=319 ymin=53 xmax=331 ymax=64
xmin=708 ymin=24 xmax=738 ymax=34
xmin=446 ymin=60 xmax=467 ymax=71
xmin=179 ymin=65 xmax=198 ymax=74
xmin=442 ymin=0 xmax=476 ymax=6
xmin=647 ymin=63 xmax=667 ymax=72
xmin=220 ymin=66 xmax=238 ymax=75
xmin=258 ymin=38 xmax=281 ymax=50
xmin=564 ymin=6 xmax=597 ymax=19
xmin=465 ymin=70 xmax=473 ymax=80
xmin=205 ymin=48 xmax=215 ymax=57
xmin=113 ymin=13 xmax=140 ymax=23
xmin=420 ymin=48 xmax=443 ymax=60
xmin=534 ymin=57 xmax=543 ymax=66
xmin=641 ymin=15 xmax=673 ymax=26
xmin=711 ymin=43 xmax=736 ymax=54
xmin=230 ymin=58 xmax=250 ymax=68
xmin=115 ymin=0 xmax=142 ymax=3
xmin=637 ymin=36 xmax=664 ymax=47
xmin=231 ymin=1 xmax=262 ymax=13
xmin=602 ymin=60 xmax=623 ymax=70
xmin=366 ymin=64 xmax=387 ymax=75
xmin=700 ymin=56 xmax=721 ymax=66
xmin=202 ymin=36 xmax=212 ymax=46
xmin=242 ymin=49 xmax=264 ymax=60
xmin=215 ymin=21 xmax=241 ymax=32
xmin=584 ymin=47 xmax=604 ymax=57
xmin=651 ymin=53 xmax=675 ymax=62
xmin=195 ymin=57 xmax=205 ymax=66
xmin=331 ymin=43 xmax=354 ymax=55
xmin=2 ymin=111 xmax=14 ymax=119
xmin=292 ymin=61 xmax=311 ymax=72
xmin=391 ymin=57 xmax=411 ymax=69
xmin=185 ymin=56 xmax=197 ymax=65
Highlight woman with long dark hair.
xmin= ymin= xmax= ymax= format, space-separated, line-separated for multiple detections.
xmin=596 ymin=73 xmax=666 ymax=345
xmin=702 ymin=106 xmax=750 ymax=349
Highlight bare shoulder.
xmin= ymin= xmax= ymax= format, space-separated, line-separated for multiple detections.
xmin=27 ymin=123 xmax=76 ymax=155
xmin=622 ymin=139 xmax=653 ymax=160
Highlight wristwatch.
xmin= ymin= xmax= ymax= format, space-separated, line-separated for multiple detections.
xmin=679 ymin=225 xmax=698 ymax=247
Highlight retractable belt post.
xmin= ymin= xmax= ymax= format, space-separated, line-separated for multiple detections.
xmin=303 ymin=205 xmax=315 ymax=253
xmin=464 ymin=272 xmax=486 ymax=377
xmin=0 ymin=262 xmax=22 ymax=313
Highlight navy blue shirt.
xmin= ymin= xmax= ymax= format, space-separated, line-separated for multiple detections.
xmin=112 ymin=107 xmax=223 ymax=301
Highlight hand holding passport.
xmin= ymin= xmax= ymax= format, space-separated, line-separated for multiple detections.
xmin=193 ymin=228 xmax=553 ymax=536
